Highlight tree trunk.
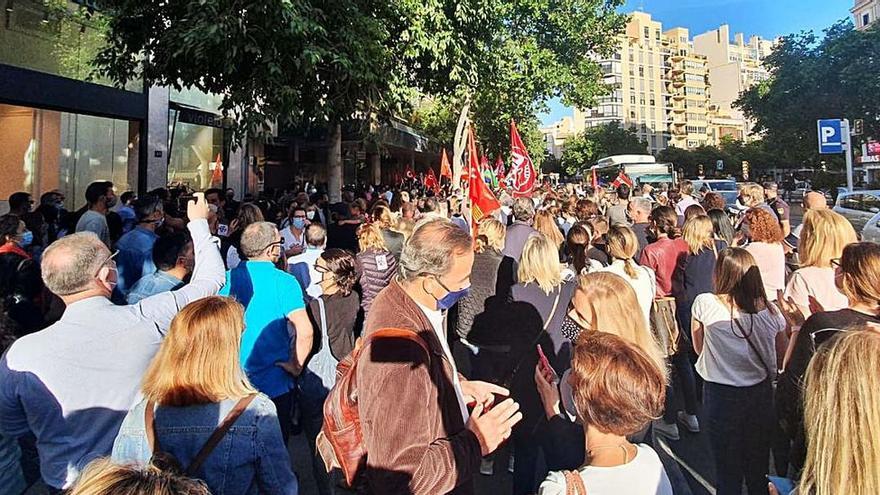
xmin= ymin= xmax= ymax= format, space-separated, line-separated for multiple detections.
xmin=452 ymin=101 xmax=470 ymax=187
xmin=370 ymin=152 xmax=381 ymax=185
xmin=327 ymin=122 xmax=342 ymax=203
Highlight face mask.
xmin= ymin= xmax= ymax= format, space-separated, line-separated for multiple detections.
xmin=306 ymin=211 xmax=316 ymax=221
xmin=292 ymin=218 xmax=306 ymax=230
xmin=432 ymin=277 xmax=470 ymax=311
xmin=105 ymin=196 xmax=117 ymax=208
xmin=19 ymin=230 xmax=33 ymax=248
xmin=560 ymin=314 xmax=587 ymax=341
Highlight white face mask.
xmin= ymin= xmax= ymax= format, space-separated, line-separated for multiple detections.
xmin=306 ymin=211 xmax=316 ymax=220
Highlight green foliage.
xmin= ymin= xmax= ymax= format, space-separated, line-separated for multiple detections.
xmin=736 ymin=20 xmax=880 ymax=168
xmin=656 ymin=138 xmax=781 ymax=178
xmin=561 ymin=122 xmax=648 ymax=174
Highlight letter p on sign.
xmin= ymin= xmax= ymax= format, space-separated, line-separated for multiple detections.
xmin=817 ymin=119 xmax=844 ymax=154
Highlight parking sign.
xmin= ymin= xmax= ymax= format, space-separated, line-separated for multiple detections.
xmin=817 ymin=119 xmax=844 ymax=154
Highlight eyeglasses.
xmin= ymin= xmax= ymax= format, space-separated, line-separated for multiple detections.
xmin=261 ymin=240 xmax=284 ymax=252
xmin=94 ymin=250 xmax=118 ymax=277
xmin=314 ymin=263 xmax=330 ymax=274
xmin=830 ymin=258 xmax=841 ymax=269
xmin=810 ymin=327 xmax=850 ymax=353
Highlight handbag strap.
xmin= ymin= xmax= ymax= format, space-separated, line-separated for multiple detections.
xmin=563 ymin=470 xmax=588 ymax=495
xmin=503 ymin=289 xmax=564 ymax=386
xmin=733 ymin=315 xmax=773 ymax=380
xmin=144 ymin=394 xmax=259 ymax=476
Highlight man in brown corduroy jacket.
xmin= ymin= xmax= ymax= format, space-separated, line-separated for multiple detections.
xmin=355 ymin=218 xmax=522 ymax=495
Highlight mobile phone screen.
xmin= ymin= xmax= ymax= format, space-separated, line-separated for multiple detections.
xmin=767 ymin=476 xmax=794 ymax=495
xmin=537 ymin=345 xmax=551 ymax=371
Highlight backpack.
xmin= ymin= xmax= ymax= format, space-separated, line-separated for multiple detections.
xmin=144 ymin=394 xmax=258 ymax=477
xmin=316 ymin=328 xmax=429 ymax=486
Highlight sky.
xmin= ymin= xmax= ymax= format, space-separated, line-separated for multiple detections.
xmin=537 ymin=0 xmax=854 ymax=126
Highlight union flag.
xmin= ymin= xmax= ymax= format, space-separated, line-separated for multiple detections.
xmin=509 ymin=120 xmax=536 ymax=197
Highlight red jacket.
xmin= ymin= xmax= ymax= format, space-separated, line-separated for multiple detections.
xmin=639 ymin=237 xmax=688 ymax=297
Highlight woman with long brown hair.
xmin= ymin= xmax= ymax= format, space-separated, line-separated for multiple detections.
xmin=777 ymin=241 xmax=880 ymax=475
xmin=111 ymin=297 xmax=298 ymax=494
xmin=691 ymin=247 xmax=787 ymax=495
xmin=535 ymin=210 xmax=565 ymax=253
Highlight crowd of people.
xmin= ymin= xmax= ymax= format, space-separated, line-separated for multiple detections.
xmin=0 ymin=176 xmax=877 ymax=495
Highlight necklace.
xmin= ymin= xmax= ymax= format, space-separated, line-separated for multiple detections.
xmin=587 ymin=442 xmax=634 ymax=465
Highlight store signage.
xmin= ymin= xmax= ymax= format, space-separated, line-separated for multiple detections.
xmin=177 ymin=108 xmax=226 ymax=128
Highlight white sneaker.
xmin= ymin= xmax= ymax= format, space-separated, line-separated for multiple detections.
xmin=653 ymin=419 xmax=680 ymax=441
xmin=480 ymin=458 xmax=494 ymax=476
xmin=677 ymin=411 xmax=700 ymax=433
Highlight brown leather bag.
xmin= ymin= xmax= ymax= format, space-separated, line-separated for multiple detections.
xmin=316 ymin=328 xmax=429 ymax=486
xmin=563 ymin=470 xmax=588 ymax=495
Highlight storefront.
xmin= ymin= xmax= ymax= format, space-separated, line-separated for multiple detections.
xmin=0 ymin=0 xmax=146 ymax=211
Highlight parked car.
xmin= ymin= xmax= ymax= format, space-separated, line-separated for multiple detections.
xmin=833 ymin=190 xmax=880 ymax=232
xmin=788 ymin=181 xmax=811 ymax=202
xmin=692 ymin=179 xmax=738 ymax=207
xmin=861 ymin=211 xmax=880 ymax=243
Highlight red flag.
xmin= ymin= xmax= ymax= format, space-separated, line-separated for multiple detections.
xmin=424 ymin=168 xmax=440 ymax=193
xmin=509 ymin=120 xmax=537 ymax=197
xmin=405 ymin=163 xmax=415 ymax=180
xmin=590 ymin=167 xmax=598 ymax=190
xmin=468 ymin=126 xmax=501 ymax=223
xmin=611 ymin=170 xmax=633 ymax=189
xmin=494 ymin=156 xmax=505 ymax=177
xmin=440 ymin=149 xmax=452 ymax=179
xmin=210 ymin=154 xmax=223 ymax=186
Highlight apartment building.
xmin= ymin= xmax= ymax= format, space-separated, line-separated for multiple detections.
xmin=572 ymin=12 xmax=669 ymax=154
xmin=541 ymin=116 xmax=578 ymax=159
xmin=663 ymin=27 xmax=711 ymax=149
xmin=853 ymin=0 xmax=879 ymax=30
xmin=692 ymin=25 xmax=774 ymax=143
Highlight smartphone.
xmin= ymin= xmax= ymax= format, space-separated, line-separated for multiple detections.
xmin=767 ymin=476 xmax=795 ymax=495
xmin=536 ymin=345 xmax=551 ymax=372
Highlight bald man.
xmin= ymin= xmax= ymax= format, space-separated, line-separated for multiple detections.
xmin=786 ymin=191 xmax=829 ymax=251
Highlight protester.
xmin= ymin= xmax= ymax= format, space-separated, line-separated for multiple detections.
xmin=701 ymin=192 xmax=725 ymax=212
xmin=606 ymin=184 xmax=631 ymax=227
xmin=508 ymin=234 xmax=577 ymax=495
xmin=674 ymin=180 xmax=699 ymax=222
xmin=280 ymin=204 xmax=308 ymax=258
xmin=115 ymin=191 xmax=138 ymax=234
xmin=503 ymin=197 xmax=538 ymax=262
xmin=0 ymin=220 xmax=45 ymax=336
xmin=75 ymin=181 xmax=116 ymax=247
xmin=371 ymin=204 xmax=405 ymax=260
xmin=707 ymin=208 xmax=735 ymax=247
xmin=0 ymin=312 xmax=25 ymax=494
xmin=781 ymin=209 xmax=856 ymax=319
xmin=575 ymin=199 xmax=600 ymax=223
xmin=0 ymin=193 xmax=223 ymax=491
xmin=356 ymin=222 xmax=398 ymax=316
xmin=676 ymin=214 xmax=726 ymax=336
xmin=786 ymin=330 xmax=880 ymax=495
xmin=639 ymin=205 xmax=687 ymax=297
xmin=788 ymin=191 xmax=827 ymax=243
xmin=126 ymin=233 xmax=193 ymax=304
xmin=456 ymin=217 xmax=506 ymax=343
xmin=111 ymin=297 xmax=298 ymax=494
xmin=777 ymin=242 xmax=880 ymax=475
xmin=742 ymin=208 xmax=786 ymax=301
xmin=683 ymin=204 xmax=706 ymax=222
xmin=563 ymin=224 xmax=604 ymax=275
xmin=301 ymin=249 xmax=361 ymax=495
xmin=34 ymin=191 xmax=65 ymax=246
xmin=586 ymin=216 xmax=610 ymax=264
xmin=599 ymin=225 xmax=655 ymax=326
xmin=627 ymin=197 xmax=652 ymax=259
xmin=356 ymin=218 xmax=522 ymax=494
xmin=287 ymin=223 xmax=327 ymax=300
xmin=218 ymin=221 xmax=313 ymax=444
xmin=223 ymin=203 xmax=265 ymax=269
xmin=558 ymin=196 xmax=579 ymax=235
xmin=113 ymin=196 xmax=165 ymax=302
xmin=536 ymin=332 xmax=671 ymax=495
xmin=68 ymin=459 xmax=210 ymax=495
xmin=763 ymin=181 xmax=791 ymax=238
xmin=691 ymin=247 xmax=787 ymax=495
xmin=0 ymin=214 xmax=33 ymax=259
xmin=534 ymin=210 xmax=565 ymax=252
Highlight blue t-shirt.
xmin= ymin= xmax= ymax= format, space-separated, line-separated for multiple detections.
xmin=219 ymin=261 xmax=306 ymax=398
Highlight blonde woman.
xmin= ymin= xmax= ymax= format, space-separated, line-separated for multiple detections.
xmin=676 ymin=214 xmax=727 ymax=339
xmin=794 ymin=329 xmax=880 ymax=495
xmin=599 ymin=225 xmax=656 ymax=326
xmin=535 ymin=210 xmax=565 ymax=251
xmin=69 ymin=459 xmax=209 ymax=495
xmin=356 ymin=222 xmax=398 ymax=315
xmin=111 ymin=297 xmax=298 ymax=494
xmin=371 ymin=204 xmax=405 ymax=260
xmin=781 ymin=209 xmax=857 ymax=319
xmin=509 ymin=234 xmax=577 ymax=492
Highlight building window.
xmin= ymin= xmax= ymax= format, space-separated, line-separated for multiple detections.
xmin=630 ymin=95 xmax=636 ymax=104
xmin=638 ymin=66 xmax=644 ymax=77
xmin=640 ymin=95 xmax=646 ymax=105
xmin=644 ymin=26 xmax=650 ymax=39
xmin=863 ymin=13 xmax=870 ymax=26
xmin=656 ymin=30 xmax=661 ymax=41
xmin=630 ymin=111 xmax=636 ymax=119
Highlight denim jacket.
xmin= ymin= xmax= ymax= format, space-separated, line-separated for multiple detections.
xmin=112 ymin=395 xmax=298 ymax=495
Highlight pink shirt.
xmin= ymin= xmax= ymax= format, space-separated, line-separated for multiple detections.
xmin=783 ymin=266 xmax=848 ymax=318
xmin=744 ymin=242 xmax=786 ymax=301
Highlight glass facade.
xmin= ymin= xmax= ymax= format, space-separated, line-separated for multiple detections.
xmin=168 ymin=118 xmax=225 ymax=191
xmin=0 ymin=103 xmax=139 ymax=210
xmin=0 ymin=0 xmax=140 ymax=90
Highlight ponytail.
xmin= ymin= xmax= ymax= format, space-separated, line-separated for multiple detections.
xmin=622 ymin=258 xmax=638 ymax=279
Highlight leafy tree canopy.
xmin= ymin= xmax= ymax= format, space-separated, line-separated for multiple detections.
xmin=736 ymin=20 xmax=880 ymax=168
xmin=561 ymin=122 xmax=647 ymax=175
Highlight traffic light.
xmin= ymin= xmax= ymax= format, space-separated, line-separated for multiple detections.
xmin=853 ymin=119 xmax=864 ymax=136
xmin=742 ymin=160 xmax=750 ymax=180
xmin=698 ymin=163 xmax=704 ymax=176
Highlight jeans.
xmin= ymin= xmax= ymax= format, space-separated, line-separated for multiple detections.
xmin=272 ymin=391 xmax=295 ymax=446
xmin=298 ymin=371 xmax=333 ymax=495
xmin=663 ymin=349 xmax=700 ymax=422
xmin=705 ymin=379 xmax=773 ymax=495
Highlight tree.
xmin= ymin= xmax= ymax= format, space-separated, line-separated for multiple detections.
xmin=561 ymin=122 xmax=648 ymax=174
xmin=736 ymin=20 xmax=880 ymax=169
